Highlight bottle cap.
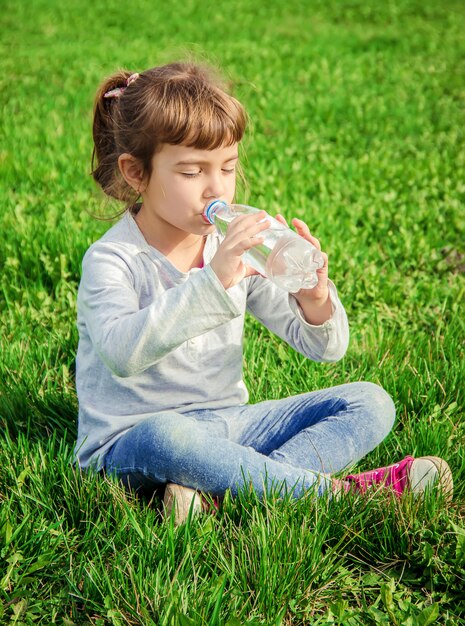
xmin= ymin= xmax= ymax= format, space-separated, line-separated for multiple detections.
xmin=203 ymin=199 xmax=227 ymax=224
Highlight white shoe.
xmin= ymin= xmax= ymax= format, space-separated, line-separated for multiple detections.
xmin=408 ymin=456 xmax=454 ymax=500
xmin=163 ymin=483 xmax=202 ymax=526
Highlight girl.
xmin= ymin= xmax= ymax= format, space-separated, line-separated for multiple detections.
xmin=75 ymin=62 xmax=452 ymax=524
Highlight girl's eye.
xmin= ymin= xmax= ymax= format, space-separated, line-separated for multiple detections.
xmin=180 ymin=166 xmax=236 ymax=178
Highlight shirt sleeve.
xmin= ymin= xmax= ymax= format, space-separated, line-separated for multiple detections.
xmin=245 ymin=276 xmax=349 ymax=362
xmin=78 ymin=243 xmax=241 ymax=377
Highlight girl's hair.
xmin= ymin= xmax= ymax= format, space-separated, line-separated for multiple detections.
xmin=91 ymin=62 xmax=247 ymax=207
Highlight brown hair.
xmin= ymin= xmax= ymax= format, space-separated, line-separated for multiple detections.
xmin=91 ymin=62 xmax=247 ymax=208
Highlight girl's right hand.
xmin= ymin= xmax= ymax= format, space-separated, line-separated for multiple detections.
xmin=209 ymin=211 xmax=270 ymax=290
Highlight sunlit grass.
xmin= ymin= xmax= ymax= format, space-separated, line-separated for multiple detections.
xmin=1 ymin=0 xmax=464 ymax=623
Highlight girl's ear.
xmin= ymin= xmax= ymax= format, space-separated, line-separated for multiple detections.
xmin=118 ymin=154 xmax=147 ymax=193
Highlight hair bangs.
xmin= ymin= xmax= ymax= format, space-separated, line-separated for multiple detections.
xmin=158 ymin=87 xmax=246 ymax=150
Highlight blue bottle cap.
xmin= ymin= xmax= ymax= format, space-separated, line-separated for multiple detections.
xmin=204 ymin=200 xmax=227 ymax=224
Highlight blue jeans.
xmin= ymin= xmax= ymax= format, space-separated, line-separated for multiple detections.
xmin=104 ymin=382 xmax=395 ymax=498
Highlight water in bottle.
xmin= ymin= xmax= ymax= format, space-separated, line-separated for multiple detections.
xmin=203 ymin=200 xmax=324 ymax=292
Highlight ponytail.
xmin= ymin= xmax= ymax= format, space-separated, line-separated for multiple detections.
xmin=91 ymin=69 xmax=139 ymax=204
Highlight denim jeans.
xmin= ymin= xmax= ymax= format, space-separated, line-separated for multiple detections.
xmin=104 ymin=382 xmax=395 ymax=498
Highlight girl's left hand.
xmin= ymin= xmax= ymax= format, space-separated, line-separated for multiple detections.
xmin=275 ymin=215 xmax=332 ymax=325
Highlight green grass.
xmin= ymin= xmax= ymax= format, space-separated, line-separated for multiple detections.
xmin=1 ymin=0 xmax=465 ymax=623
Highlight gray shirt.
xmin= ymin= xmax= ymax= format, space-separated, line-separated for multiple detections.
xmin=75 ymin=211 xmax=349 ymax=469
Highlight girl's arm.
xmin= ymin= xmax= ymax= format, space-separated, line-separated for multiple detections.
xmin=246 ymin=216 xmax=349 ymax=362
xmin=246 ymin=276 xmax=349 ymax=362
xmin=78 ymin=244 xmax=242 ymax=377
xmin=78 ymin=211 xmax=269 ymax=378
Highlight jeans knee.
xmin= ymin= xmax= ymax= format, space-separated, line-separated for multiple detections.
xmin=143 ymin=412 xmax=198 ymax=458
xmin=361 ymin=382 xmax=396 ymax=438
xmin=106 ymin=412 xmax=203 ymax=486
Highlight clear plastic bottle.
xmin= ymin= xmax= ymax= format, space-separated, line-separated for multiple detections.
xmin=203 ymin=200 xmax=324 ymax=292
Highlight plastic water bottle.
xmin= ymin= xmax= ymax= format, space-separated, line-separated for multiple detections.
xmin=203 ymin=200 xmax=324 ymax=292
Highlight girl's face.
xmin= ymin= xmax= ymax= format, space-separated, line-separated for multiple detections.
xmin=140 ymin=142 xmax=239 ymax=237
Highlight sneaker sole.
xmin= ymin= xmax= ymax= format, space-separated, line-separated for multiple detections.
xmin=408 ymin=456 xmax=453 ymax=502
xmin=163 ymin=483 xmax=202 ymax=526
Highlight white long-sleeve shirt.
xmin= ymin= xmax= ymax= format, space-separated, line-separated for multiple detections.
xmin=75 ymin=211 xmax=349 ymax=469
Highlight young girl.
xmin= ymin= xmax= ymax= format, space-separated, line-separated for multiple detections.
xmin=75 ymin=62 xmax=452 ymax=524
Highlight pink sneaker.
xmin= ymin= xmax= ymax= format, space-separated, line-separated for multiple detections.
xmin=343 ymin=456 xmax=453 ymax=501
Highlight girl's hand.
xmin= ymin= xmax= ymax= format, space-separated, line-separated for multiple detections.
xmin=210 ymin=211 xmax=270 ymax=290
xmin=275 ymin=214 xmax=332 ymax=325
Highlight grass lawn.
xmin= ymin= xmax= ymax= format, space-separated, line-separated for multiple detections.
xmin=1 ymin=0 xmax=464 ymax=623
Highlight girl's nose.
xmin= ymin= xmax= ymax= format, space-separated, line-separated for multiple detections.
xmin=204 ymin=172 xmax=225 ymax=199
